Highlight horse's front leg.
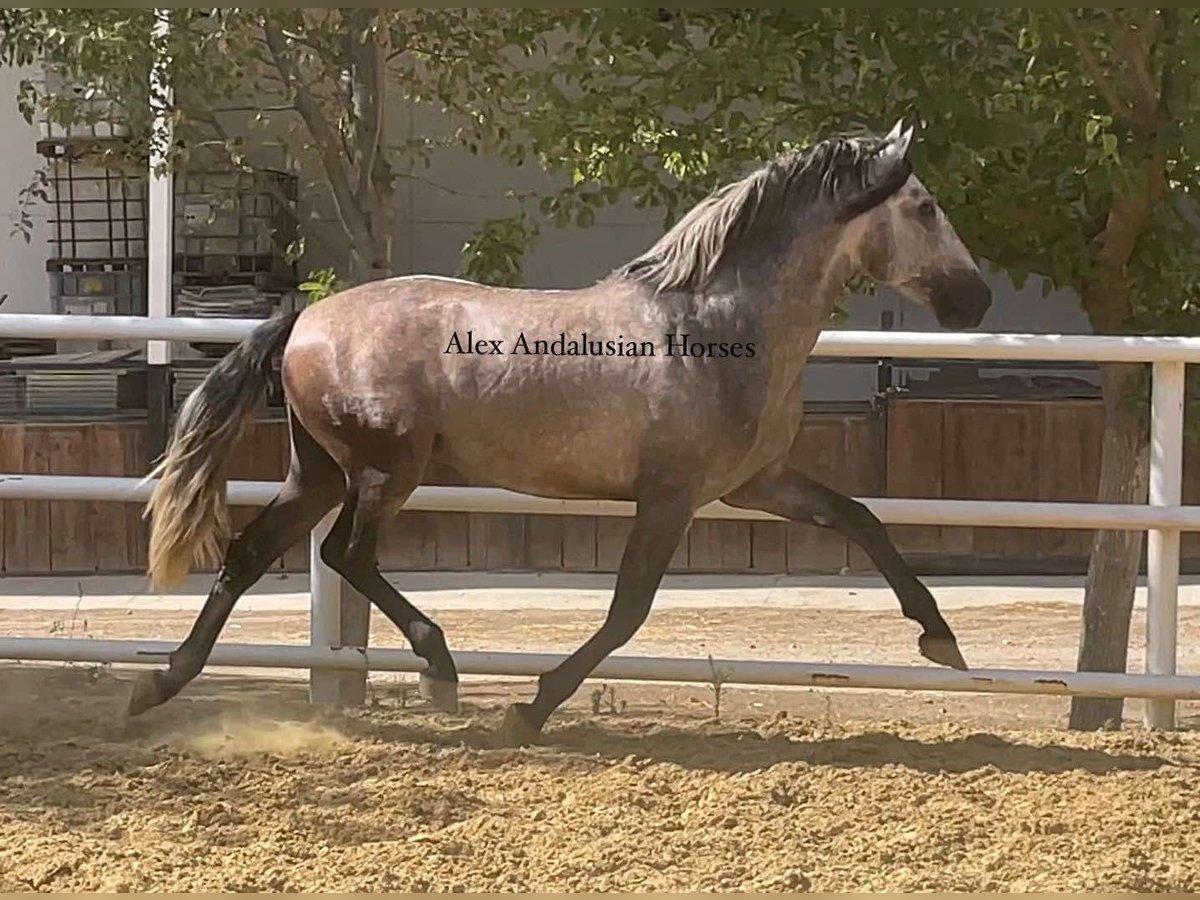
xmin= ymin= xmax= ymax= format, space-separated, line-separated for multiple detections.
xmin=724 ymin=466 xmax=967 ymax=670
xmin=501 ymin=489 xmax=695 ymax=746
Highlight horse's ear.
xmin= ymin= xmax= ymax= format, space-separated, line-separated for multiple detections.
xmin=865 ymin=122 xmax=913 ymax=190
xmin=879 ymin=120 xmax=914 ymax=163
xmin=838 ymin=123 xmax=914 ymax=220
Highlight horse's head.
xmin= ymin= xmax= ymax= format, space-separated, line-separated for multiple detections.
xmin=847 ymin=121 xmax=992 ymax=330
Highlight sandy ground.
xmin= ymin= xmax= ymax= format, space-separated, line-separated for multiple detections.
xmin=3 ymin=572 xmax=1200 ymax=891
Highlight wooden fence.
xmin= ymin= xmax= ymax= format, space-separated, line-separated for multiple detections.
xmin=3 ymin=398 xmax=1199 ymax=576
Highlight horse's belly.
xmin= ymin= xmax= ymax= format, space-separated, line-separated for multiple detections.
xmin=436 ymin=415 xmax=644 ymax=501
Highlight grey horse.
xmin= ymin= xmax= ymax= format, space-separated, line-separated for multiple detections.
xmin=134 ymin=120 xmax=991 ymax=745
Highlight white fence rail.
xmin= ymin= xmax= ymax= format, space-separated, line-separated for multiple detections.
xmin=0 ymin=313 xmax=1196 ymax=728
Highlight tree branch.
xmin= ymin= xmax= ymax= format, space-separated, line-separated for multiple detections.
xmin=261 ymin=14 xmax=371 ymax=244
xmin=353 ymin=16 xmax=388 ymax=203
xmin=1057 ymin=9 xmax=1136 ymax=126
xmin=209 ymin=104 xmax=298 ymax=114
xmin=1084 ymin=144 xmax=1169 ymax=332
xmin=1157 ymin=8 xmax=1181 ymax=122
xmin=1114 ymin=17 xmax=1161 ymax=128
xmin=181 ymin=108 xmax=344 ymax=263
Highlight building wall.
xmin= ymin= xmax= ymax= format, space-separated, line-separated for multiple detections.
xmin=0 ymin=65 xmax=51 ymax=315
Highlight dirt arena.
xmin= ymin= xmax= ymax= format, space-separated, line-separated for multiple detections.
xmin=4 ymin=575 xmax=1200 ymax=892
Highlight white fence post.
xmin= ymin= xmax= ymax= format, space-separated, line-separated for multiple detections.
xmin=146 ymin=9 xmax=174 ymax=464
xmin=147 ymin=10 xmax=173 ymax=349
xmin=1146 ymin=360 xmax=1186 ymax=729
xmin=308 ymin=509 xmax=369 ymax=706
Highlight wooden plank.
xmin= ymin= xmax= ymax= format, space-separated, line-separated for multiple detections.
xmin=721 ymin=521 xmax=752 ymax=570
xmin=89 ymin=424 xmax=129 ymax=571
xmin=666 ymin=522 xmax=689 ymax=572
xmin=124 ymin=424 xmax=150 ymax=571
xmin=750 ymin=521 xmax=787 ymax=571
xmin=468 ymin=513 xmax=527 ymax=569
xmin=0 ymin=424 xmax=23 ymax=573
xmin=561 ymin=516 xmax=598 ymax=571
xmin=787 ymin=418 xmax=843 ymax=485
xmin=687 ymin=520 xmax=751 ymax=571
xmin=526 ymin=514 xmax=564 ymax=570
xmin=6 ymin=425 xmax=53 ymax=573
xmin=885 ymin=400 xmax=948 ymax=557
xmin=48 ymin=426 xmax=96 ymax=572
xmin=467 ymin=513 xmax=489 ymax=569
xmin=842 ymin=414 xmax=885 ymax=495
xmin=378 ymin=511 xmax=438 ymax=569
xmin=834 ymin=413 xmax=895 ymax=572
xmin=786 ymin=419 xmax=850 ymax=573
xmin=432 ymin=512 xmax=470 ymax=569
xmin=686 ymin=520 xmax=721 ymax=570
xmin=785 ymin=521 xmax=848 ymax=573
xmin=944 ymin=401 xmax=1041 ymax=559
xmin=0 ymin=424 xmax=10 ymax=572
xmin=596 ymin=517 xmax=632 ymax=571
xmin=90 ymin=423 xmax=141 ymax=572
xmin=499 ymin=515 xmax=528 ymax=569
xmin=1036 ymin=400 xmax=1103 ymax=560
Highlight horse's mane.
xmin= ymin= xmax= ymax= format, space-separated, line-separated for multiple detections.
xmin=616 ymin=135 xmax=909 ymax=294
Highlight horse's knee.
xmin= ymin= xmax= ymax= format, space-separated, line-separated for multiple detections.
xmin=319 ymin=532 xmax=374 ymax=584
xmin=222 ymin=537 xmax=272 ymax=588
xmin=319 ymin=539 xmax=354 ymax=577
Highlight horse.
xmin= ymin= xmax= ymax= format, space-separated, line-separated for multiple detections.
xmin=131 ymin=120 xmax=991 ymax=745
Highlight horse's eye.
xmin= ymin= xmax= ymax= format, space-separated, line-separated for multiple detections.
xmin=917 ymin=200 xmax=937 ymax=220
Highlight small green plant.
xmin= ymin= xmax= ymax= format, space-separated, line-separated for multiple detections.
xmin=299 ymin=267 xmax=346 ymax=305
xmin=707 ymin=654 xmax=732 ymax=721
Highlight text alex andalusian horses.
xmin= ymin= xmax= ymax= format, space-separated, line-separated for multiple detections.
xmin=134 ymin=121 xmax=992 ymax=745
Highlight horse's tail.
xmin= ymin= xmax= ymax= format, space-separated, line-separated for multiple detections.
xmin=144 ymin=311 xmax=301 ymax=588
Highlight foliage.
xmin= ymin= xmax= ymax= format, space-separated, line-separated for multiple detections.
xmin=460 ymin=213 xmax=539 ymax=287
xmin=298 ymin=267 xmax=345 ymax=305
xmin=462 ymin=9 xmax=1200 ymax=337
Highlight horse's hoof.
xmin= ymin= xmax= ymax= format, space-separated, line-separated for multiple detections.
xmin=499 ymin=703 xmax=543 ymax=748
xmin=919 ymin=633 xmax=968 ymax=671
xmin=126 ymin=669 xmax=166 ymax=718
xmin=418 ymin=672 xmax=460 ymax=714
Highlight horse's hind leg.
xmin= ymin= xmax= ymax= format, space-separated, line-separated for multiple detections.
xmin=319 ymin=457 xmax=460 ymax=712
xmin=128 ymin=417 xmax=343 ymax=716
xmin=501 ymin=490 xmax=694 ymax=746
xmin=723 ymin=465 xmax=967 ymax=670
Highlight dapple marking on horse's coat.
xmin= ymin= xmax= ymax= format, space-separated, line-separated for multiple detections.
xmin=134 ymin=121 xmax=991 ymax=745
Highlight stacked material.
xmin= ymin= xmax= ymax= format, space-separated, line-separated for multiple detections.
xmin=174 ymin=285 xmax=277 ymax=319
xmin=7 ymin=348 xmax=139 ymax=415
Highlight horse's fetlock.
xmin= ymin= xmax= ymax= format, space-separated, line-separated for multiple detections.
xmin=410 ymin=619 xmax=446 ymax=651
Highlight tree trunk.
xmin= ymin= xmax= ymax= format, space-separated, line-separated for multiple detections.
xmin=344 ymin=8 xmax=395 ymax=287
xmin=1069 ymin=361 xmax=1150 ymax=730
xmin=346 ymin=203 xmax=394 ymax=286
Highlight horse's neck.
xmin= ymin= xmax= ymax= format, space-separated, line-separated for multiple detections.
xmin=748 ymin=231 xmax=860 ymax=376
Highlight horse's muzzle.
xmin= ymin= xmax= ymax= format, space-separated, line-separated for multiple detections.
xmin=928 ymin=269 xmax=992 ymax=330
